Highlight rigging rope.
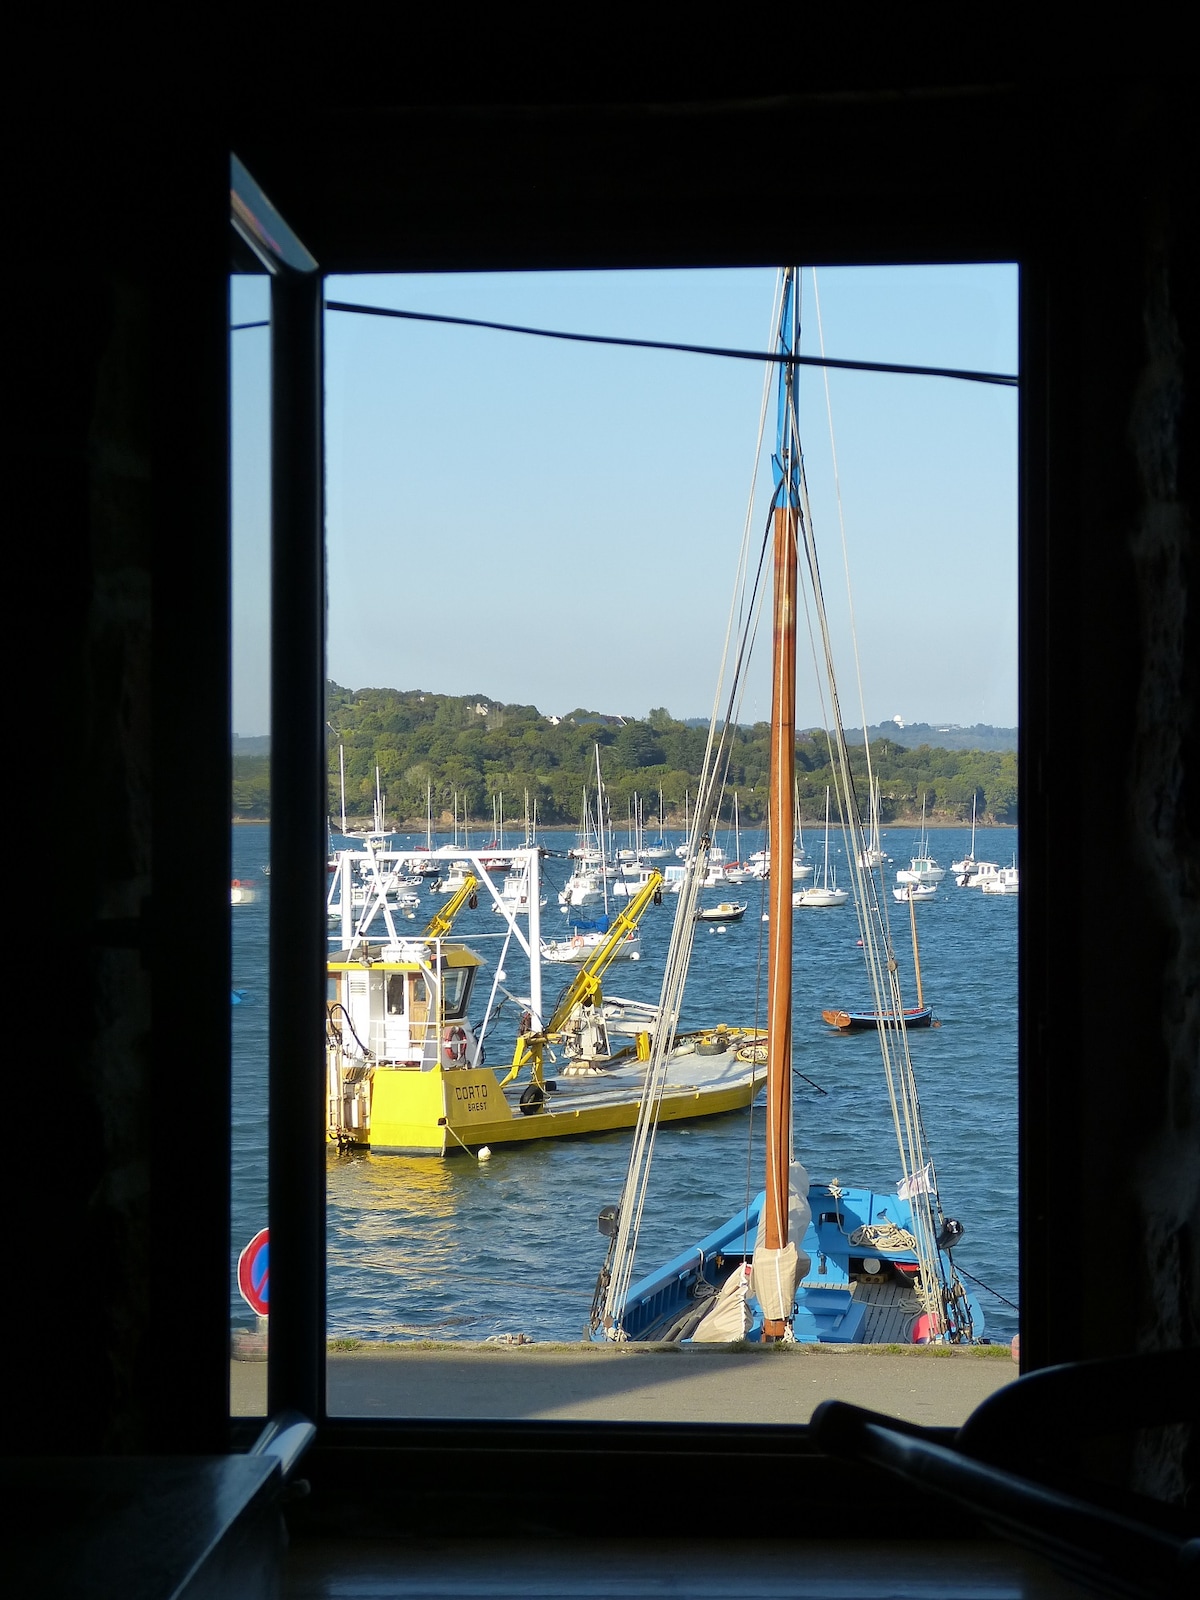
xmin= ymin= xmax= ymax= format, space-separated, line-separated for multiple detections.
xmin=595 ymin=287 xmax=784 ymax=1336
xmin=595 ymin=265 xmax=978 ymax=1344
xmin=783 ymin=336 xmax=970 ymax=1337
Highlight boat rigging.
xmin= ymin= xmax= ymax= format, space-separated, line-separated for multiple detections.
xmin=589 ymin=267 xmax=980 ymax=1347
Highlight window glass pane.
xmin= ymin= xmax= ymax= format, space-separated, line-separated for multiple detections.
xmin=229 ymin=271 xmax=271 ymax=1413
xmin=316 ymin=267 xmax=1019 ymax=1422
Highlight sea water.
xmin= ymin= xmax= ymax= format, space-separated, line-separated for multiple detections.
xmin=231 ymin=822 xmax=1019 ymax=1349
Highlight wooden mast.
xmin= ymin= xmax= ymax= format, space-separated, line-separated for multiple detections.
xmin=908 ymin=885 xmax=925 ymax=1011
xmin=764 ymin=499 xmax=798 ymax=1338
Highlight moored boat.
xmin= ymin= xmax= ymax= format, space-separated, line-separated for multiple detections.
xmin=822 ymin=1005 xmax=933 ymax=1031
xmin=325 ymin=848 xmax=767 ymax=1155
xmin=541 ymin=926 xmax=641 ymax=963
xmin=795 ymin=789 xmax=848 ymax=907
xmin=695 ymin=901 xmax=748 ymax=923
xmin=892 ymin=880 xmax=937 ymax=902
xmin=896 ymin=795 xmax=944 ymax=885
xmin=982 ymin=863 xmax=1019 ymax=895
xmin=824 ymin=876 xmax=936 ymax=1032
xmin=956 ymin=859 xmax=1002 ymax=889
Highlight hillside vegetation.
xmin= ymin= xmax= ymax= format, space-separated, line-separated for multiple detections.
xmin=231 ymin=684 xmax=1017 ymax=826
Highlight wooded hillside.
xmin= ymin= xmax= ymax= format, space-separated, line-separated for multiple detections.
xmin=231 ymin=684 xmax=1018 ymax=826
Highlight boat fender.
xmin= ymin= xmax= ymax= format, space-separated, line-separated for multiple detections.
xmin=443 ymin=1026 xmax=469 ymax=1064
xmin=911 ymin=1312 xmax=942 ymax=1345
xmin=467 ymin=892 xmax=478 ymax=909
xmin=936 ymin=1217 xmax=965 ymax=1251
xmin=518 ymin=1083 xmax=547 ymax=1115
xmin=653 ymin=889 xmax=663 ymax=905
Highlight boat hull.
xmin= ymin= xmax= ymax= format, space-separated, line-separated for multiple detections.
xmin=359 ymin=1034 xmax=767 ymax=1155
xmin=821 ymin=1006 xmax=933 ymax=1031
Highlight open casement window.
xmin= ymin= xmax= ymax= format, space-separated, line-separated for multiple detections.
xmin=229 ymin=160 xmax=1023 ymax=1532
xmin=223 ymin=77 xmax=1190 ymax=1534
xmin=228 ymin=153 xmax=1024 ymax=1519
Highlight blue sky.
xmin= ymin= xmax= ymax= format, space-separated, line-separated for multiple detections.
xmin=231 ymin=265 xmax=1017 ymax=736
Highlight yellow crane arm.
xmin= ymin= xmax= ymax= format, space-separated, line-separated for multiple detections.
xmin=542 ymin=870 xmax=663 ymax=1033
xmin=423 ymin=874 xmax=478 ymax=939
xmin=503 ymin=870 xmax=663 ymax=1084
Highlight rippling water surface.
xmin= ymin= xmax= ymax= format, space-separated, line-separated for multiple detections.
xmin=231 ymin=822 xmax=1019 ymax=1348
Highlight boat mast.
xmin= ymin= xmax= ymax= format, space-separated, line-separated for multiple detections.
xmin=764 ymin=270 xmax=802 ymax=1339
xmin=339 ymin=744 xmax=347 ymax=836
xmin=595 ymin=743 xmax=610 ymax=918
xmin=908 ymin=886 xmax=925 ymax=1011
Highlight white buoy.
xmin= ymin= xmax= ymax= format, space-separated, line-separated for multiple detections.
xmin=477 ymin=1146 xmax=492 ymax=1162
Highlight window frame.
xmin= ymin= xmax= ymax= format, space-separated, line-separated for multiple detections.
xmin=230 ymin=140 xmax=1043 ymax=1528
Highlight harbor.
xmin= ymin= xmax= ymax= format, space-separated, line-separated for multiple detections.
xmin=232 ymin=281 xmax=1018 ymax=1398
xmin=232 ymin=812 xmax=1019 ymax=1394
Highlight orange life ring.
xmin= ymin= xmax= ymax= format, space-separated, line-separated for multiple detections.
xmin=444 ymin=1025 xmax=468 ymax=1064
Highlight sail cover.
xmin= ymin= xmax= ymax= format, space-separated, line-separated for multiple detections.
xmin=690 ymin=1263 xmax=753 ymax=1343
xmin=750 ymin=1160 xmax=812 ymax=1321
xmin=750 ymin=1241 xmax=802 ymax=1322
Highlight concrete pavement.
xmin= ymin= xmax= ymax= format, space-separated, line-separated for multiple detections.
xmin=232 ymin=1341 xmax=1015 ymax=1425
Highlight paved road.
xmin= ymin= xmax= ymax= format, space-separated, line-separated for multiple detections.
xmin=232 ymin=1343 xmax=1015 ymax=1425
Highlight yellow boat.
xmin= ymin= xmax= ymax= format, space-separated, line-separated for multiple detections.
xmin=325 ymin=849 xmax=766 ymax=1156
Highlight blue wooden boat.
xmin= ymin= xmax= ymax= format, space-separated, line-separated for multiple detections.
xmin=605 ymin=1181 xmax=979 ymax=1345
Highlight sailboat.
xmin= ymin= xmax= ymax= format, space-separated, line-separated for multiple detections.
xmin=589 ymin=268 xmax=979 ymax=1346
xmin=952 ymin=794 xmax=1001 ymax=887
xmin=558 ymin=789 xmax=606 ymax=909
xmin=858 ymin=775 xmax=888 ymax=868
xmin=721 ymin=791 xmax=751 ymax=882
xmin=896 ymin=793 xmax=944 ymax=887
xmin=823 ymin=881 xmax=935 ymax=1031
xmin=796 ymin=788 xmax=849 ymax=907
xmin=950 ymin=791 xmax=977 ymax=875
xmin=641 ymin=790 xmax=670 ymax=860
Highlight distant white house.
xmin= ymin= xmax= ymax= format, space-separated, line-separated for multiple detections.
xmin=892 ymin=714 xmax=905 ymax=729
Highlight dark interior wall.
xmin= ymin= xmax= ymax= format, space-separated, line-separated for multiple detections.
xmin=8 ymin=122 xmax=232 ymax=1454
xmin=4 ymin=76 xmax=1193 ymax=1492
xmin=1021 ymin=92 xmax=1196 ymax=1405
